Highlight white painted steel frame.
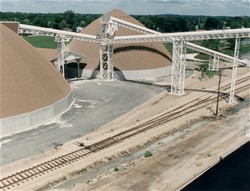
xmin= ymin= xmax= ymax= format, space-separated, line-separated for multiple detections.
xmin=209 ymin=56 xmax=220 ymax=71
xmin=98 ymin=17 xmax=118 ymax=80
xmin=186 ymin=42 xmax=247 ymax=66
xmin=171 ymin=41 xmax=187 ymax=95
xmin=110 ymin=16 xmax=247 ymax=66
xmin=55 ymin=35 xmax=70 ymax=77
xmin=229 ymin=38 xmax=241 ymax=105
xmin=19 ymin=24 xmax=99 ymax=43
xmin=19 ymin=22 xmax=249 ymax=99
xmin=108 ymin=16 xmax=249 ymax=97
xmin=113 ymin=28 xmax=250 ymax=43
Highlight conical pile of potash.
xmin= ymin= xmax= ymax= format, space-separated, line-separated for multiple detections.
xmin=0 ymin=23 xmax=74 ymax=137
xmin=69 ymin=9 xmax=172 ymax=80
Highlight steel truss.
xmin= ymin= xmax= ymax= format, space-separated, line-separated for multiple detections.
xmin=19 ymin=24 xmax=99 ymax=43
xmin=186 ymin=42 xmax=247 ymax=66
xmin=55 ymin=35 xmax=70 ymax=76
xmin=171 ymin=40 xmax=187 ymax=95
xmin=109 ymin=16 xmax=247 ymax=66
xmin=229 ymin=38 xmax=241 ymax=105
xmin=18 ymin=21 xmax=249 ymax=98
xmin=209 ymin=56 xmax=220 ymax=71
xmin=107 ymin=16 xmax=248 ymax=97
xmin=112 ymin=29 xmax=249 ymax=44
xmin=98 ymin=16 xmax=118 ymax=80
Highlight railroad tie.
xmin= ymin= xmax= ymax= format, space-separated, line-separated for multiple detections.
xmin=0 ymin=181 xmax=7 ymax=188
xmin=4 ymin=179 xmax=13 ymax=186
xmin=23 ymin=172 xmax=31 ymax=179
xmin=43 ymin=163 xmax=54 ymax=171
xmin=18 ymin=174 xmax=26 ymax=182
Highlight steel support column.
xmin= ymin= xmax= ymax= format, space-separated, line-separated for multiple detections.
xmin=99 ymin=16 xmax=117 ymax=80
xmin=55 ymin=35 xmax=69 ymax=77
xmin=99 ymin=43 xmax=114 ymax=80
xmin=229 ymin=38 xmax=240 ymax=105
xmin=170 ymin=40 xmax=186 ymax=95
xmin=209 ymin=55 xmax=220 ymax=71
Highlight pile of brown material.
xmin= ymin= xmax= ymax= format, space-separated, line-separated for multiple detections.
xmin=0 ymin=24 xmax=71 ymax=119
xmin=69 ymin=9 xmax=172 ymax=72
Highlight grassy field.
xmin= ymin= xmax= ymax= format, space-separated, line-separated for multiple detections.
xmin=23 ymin=35 xmax=57 ymax=49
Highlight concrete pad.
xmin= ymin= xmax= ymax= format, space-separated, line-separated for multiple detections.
xmin=0 ymin=80 xmax=164 ymax=166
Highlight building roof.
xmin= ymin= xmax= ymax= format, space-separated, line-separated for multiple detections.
xmin=0 ymin=24 xmax=71 ymax=119
xmin=69 ymin=9 xmax=172 ymax=71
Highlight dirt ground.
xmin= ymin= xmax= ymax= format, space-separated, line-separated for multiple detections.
xmin=1 ymin=62 xmax=249 ymax=191
xmin=69 ymin=107 xmax=249 ymax=191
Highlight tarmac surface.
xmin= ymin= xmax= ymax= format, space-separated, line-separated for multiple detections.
xmin=0 ymin=80 xmax=164 ymax=166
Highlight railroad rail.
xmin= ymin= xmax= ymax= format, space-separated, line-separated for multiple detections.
xmin=0 ymin=76 xmax=249 ymax=190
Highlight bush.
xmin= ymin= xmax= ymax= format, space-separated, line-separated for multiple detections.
xmin=144 ymin=151 xmax=153 ymax=158
xmin=114 ymin=167 xmax=119 ymax=171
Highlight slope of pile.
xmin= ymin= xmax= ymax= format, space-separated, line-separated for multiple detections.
xmin=0 ymin=24 xmax=71 ymax=119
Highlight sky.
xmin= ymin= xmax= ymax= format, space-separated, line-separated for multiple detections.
xmin=0 ymin=0 xmax=249 ymax=16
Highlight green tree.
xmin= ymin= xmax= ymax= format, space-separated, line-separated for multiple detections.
xmin=79 ymin=20 xmax=86 ymax=27
xmin=203 ymin=39 xmax=220 ymax=51
xmin=205 ymin=17 xmax=220 ymax=30
xmin=23 ymin=19 xmax=30 ymax=25
xmin=59 ymin=20 xmax=67 ymax=30
xmin=64 ymin=10 xmax=75 ymax=29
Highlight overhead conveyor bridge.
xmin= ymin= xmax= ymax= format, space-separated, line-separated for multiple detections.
xmin=19 ymin=24 xmax=99 ymax=43
xmin=102 ymin=16 xmax=250 ymax=103
xmin=186 ymin=42 xmax=248 ymax=66
xmin=112 ymin=28 xmax=250 ymax=44
xmin=109 ymin=16 xmax=248 ymax=66
xmin=17 ymin=19 xmax=250 ymax=104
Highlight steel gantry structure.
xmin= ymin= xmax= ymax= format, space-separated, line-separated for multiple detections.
xmin=96 ymin=15 xmax=118 ymax=80
xmin=18 ymin=21 xmax=250 ymax=103
xmin=102 ymin=16 xmax=249 ymax=101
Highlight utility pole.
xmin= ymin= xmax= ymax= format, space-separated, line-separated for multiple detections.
xmin=216 ymin=69 xmax=222 ymax=117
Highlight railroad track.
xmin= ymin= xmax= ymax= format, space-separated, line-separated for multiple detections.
xmin=0 ymin=76 xmax=249 ymax=190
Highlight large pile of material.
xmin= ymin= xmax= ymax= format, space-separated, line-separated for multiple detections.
xmin=69 ymin=9 xmax=172 ymax=79
xmin=0 ymin=24 xmax=73 ymax=136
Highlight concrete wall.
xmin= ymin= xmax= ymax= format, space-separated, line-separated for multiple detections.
xmin=81 ymin=66 xmax=172 ymax=80
xmin=244 ymin=126 xmax=250 ymax=138
xmin=0 ymin=92 xmax=74 ymax=138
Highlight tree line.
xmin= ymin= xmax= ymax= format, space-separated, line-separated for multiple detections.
xmin=1 ymin=10 xmax=249 ymax=33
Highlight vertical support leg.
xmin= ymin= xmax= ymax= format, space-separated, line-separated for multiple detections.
xmin=107 ymin=45 xmax=114 ymax=80
xmin=209 ymin=56 xmax=219 ymax=71
xmin=209 ymin=56 xmax=213 ymax=70
xmin=99 ymin=45 xmax=104 ymax=79
xmin=99 ymin=44 xmax=109 ymax=80
xmin=229 ymin=38 xmax=240 ymax=105
xmin=58 ymin=41 xmax=65 ymax=77
xmin=98 ymin=16 xmax=117 ymax=81
xmin=76 ymin=58 xmax=81 ymax=78
xmin=170 ymin=40 xmax=186 ymax=95
xmin=55 ymin=35 xmax=67 ymax=77
xmin=77 ymin=62 xmax=79 ymax=78
xmin=215 ymin=56 xmax=220 ymax=71
xmin=61 ymin=42 xmax=65 ymax=77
